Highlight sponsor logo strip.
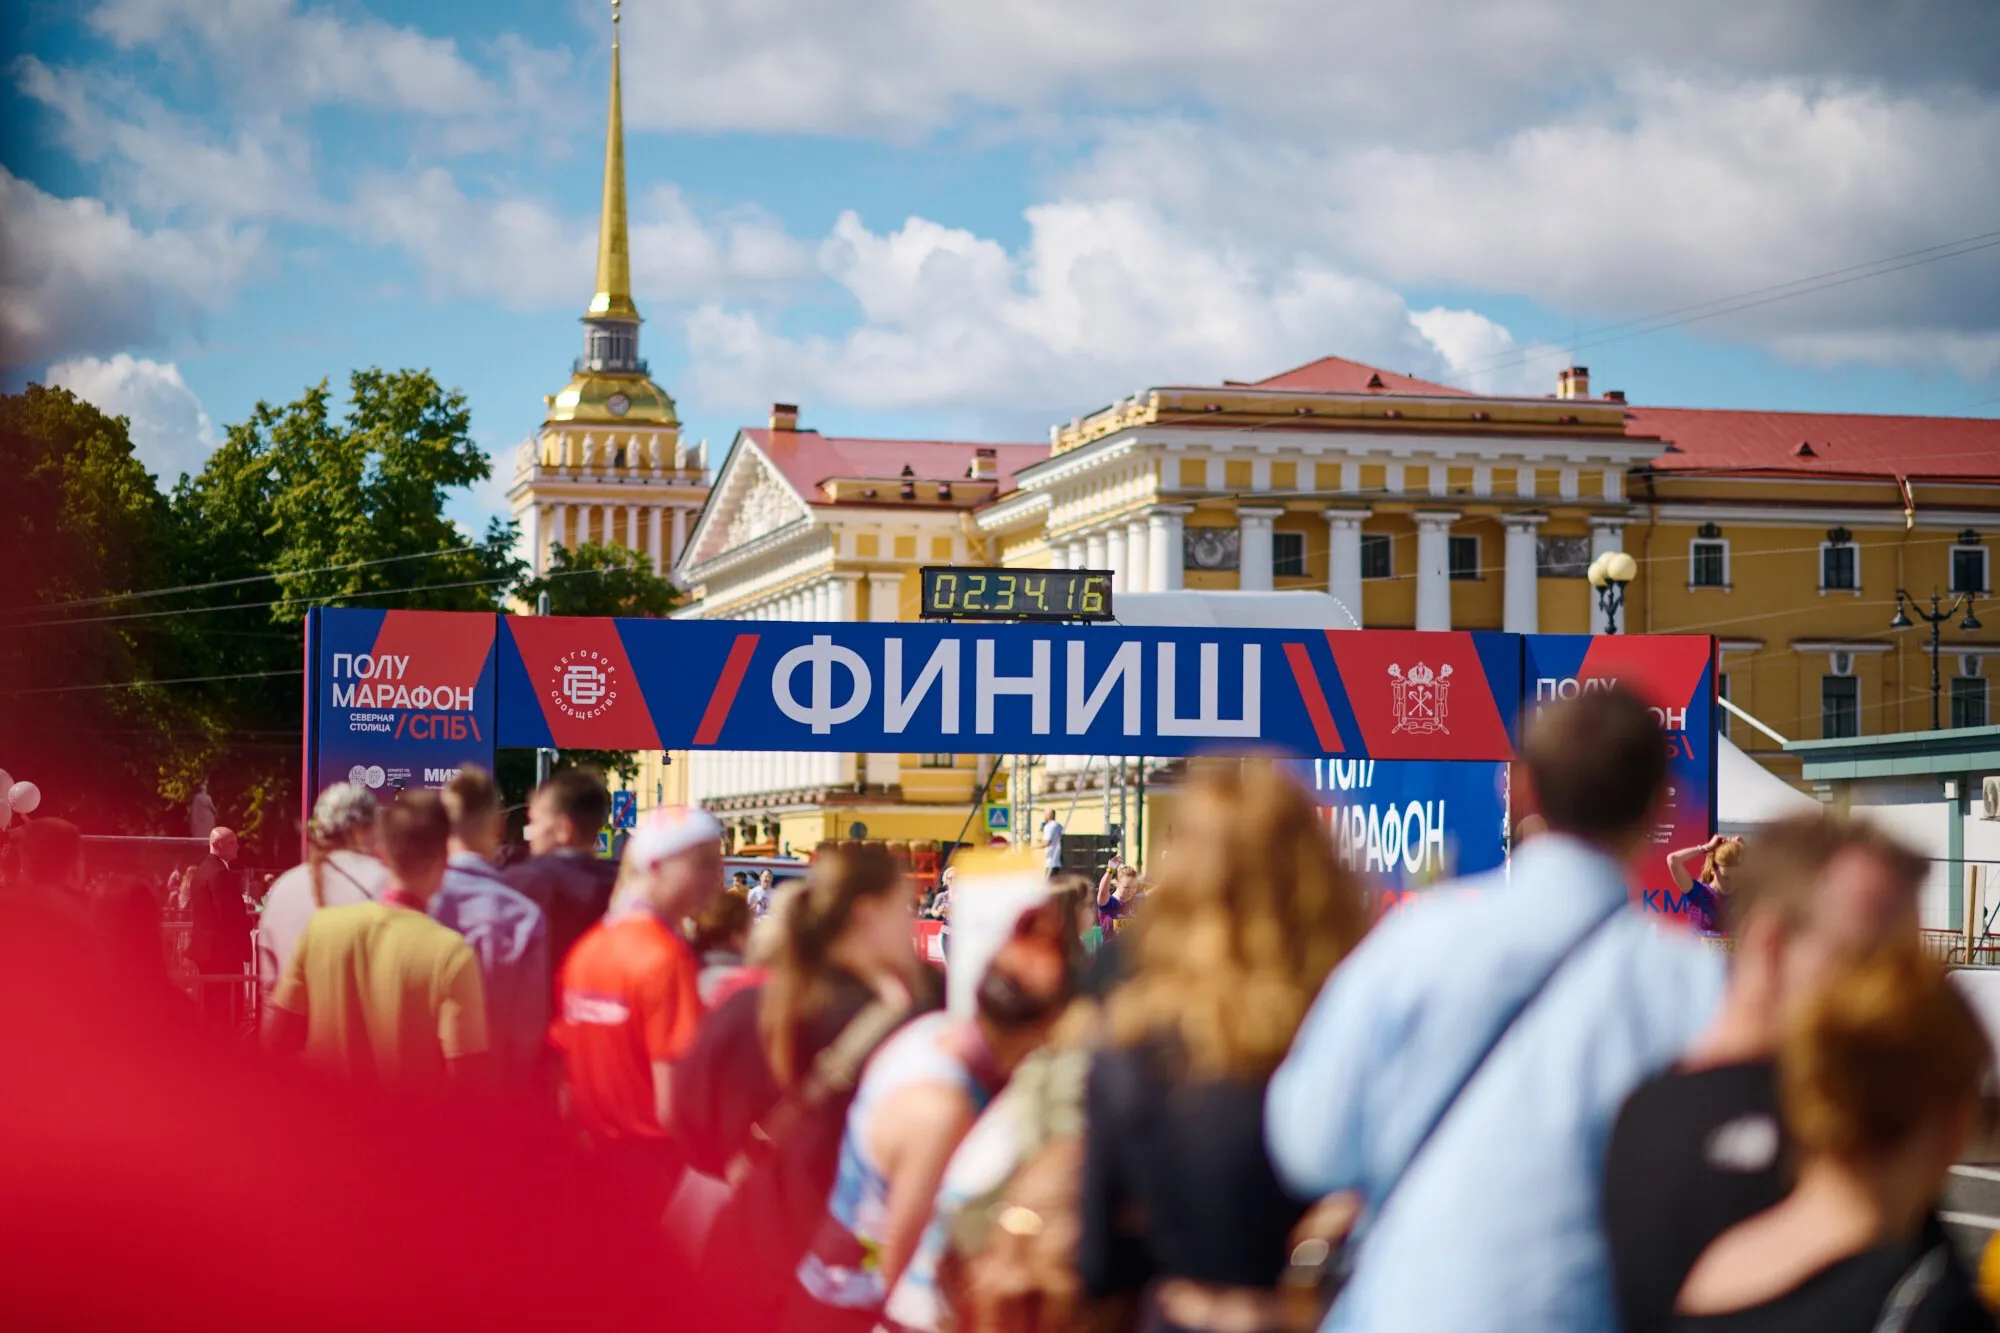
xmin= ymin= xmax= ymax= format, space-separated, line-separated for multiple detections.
xmin=694 ymin=633 xmax=761 ymax=745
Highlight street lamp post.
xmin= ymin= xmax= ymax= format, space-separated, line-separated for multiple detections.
xmin=1587 ymin=551 xmax=1638 ymax=635
xmin=1891 ymin=587 xmax=1982 ymax=730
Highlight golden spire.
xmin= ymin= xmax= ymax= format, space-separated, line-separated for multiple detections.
xmin=588 ymin=0 xmax=638 ymax=320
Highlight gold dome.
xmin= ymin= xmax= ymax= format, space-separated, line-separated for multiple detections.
xmin=546 ymin=371 xmax=679 ymax=425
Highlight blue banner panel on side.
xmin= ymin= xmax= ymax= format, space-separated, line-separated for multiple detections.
xmin=310 ymin=608 xmax=497 ymax=804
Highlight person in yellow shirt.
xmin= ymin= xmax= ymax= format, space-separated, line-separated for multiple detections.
xmin=267 ymin=790 xmax=488 ymax=1086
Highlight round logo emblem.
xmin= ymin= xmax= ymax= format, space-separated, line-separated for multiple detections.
xmin=364 ymin=765 xmax=386 ymax=790
xmin=348 ymin=765 xmax=368 ymax=787
xmin=607 ymin=393 xmax=631 ymax=417
xmin=549 ymin=649 xmax=620 ymax=721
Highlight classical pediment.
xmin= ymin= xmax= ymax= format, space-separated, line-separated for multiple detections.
xmin=684 ymin=435 xmax=812 ymax=568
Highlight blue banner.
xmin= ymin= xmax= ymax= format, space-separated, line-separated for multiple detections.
xmin=1290 ymin=757 xmax=1511 ymax=892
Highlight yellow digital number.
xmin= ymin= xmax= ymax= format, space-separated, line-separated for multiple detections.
xmin=933 ymin=572 xmax=957 ymax=610
xmin=994 ymin=573 xmax=1016 ymax=612
xmin=1080 ymin=575 xmax=1105 ymax=614
xmin=965 ymin=574 xmax=987 ymax=610
xmin=1023 ymin=575 xmax=1047 ymax=611
xmin=1063 ymin=574 xmax=1078 ymax=612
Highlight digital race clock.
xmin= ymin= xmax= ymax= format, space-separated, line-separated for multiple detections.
xmin=919 ymin=566 xmax=1115 ymax=621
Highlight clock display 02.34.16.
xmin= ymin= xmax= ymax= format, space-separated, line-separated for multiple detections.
xmin=920 ymin=567 xmax=1114 ymax=621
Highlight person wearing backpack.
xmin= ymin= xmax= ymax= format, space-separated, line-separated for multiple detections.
xmin=672 ymin=844 xmax=938 ymax=1331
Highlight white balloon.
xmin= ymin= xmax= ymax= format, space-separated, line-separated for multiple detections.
xmin=0 ymin=769 xmax=12 ymax=794
xmin=9 ymin=781 xmax=41 ymax=815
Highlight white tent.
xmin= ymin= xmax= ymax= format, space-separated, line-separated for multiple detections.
xmin=1716 ymin=733 xmax=1820 ymax=833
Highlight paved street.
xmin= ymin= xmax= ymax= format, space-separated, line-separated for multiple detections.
xmin=1944 ymin=1161 xmax=2000 ymax=1270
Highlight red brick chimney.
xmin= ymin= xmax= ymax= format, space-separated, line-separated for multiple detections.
xmin=769 ymin=403 xmax=799 ymax=433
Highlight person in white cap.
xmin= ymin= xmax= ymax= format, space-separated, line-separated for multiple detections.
xmin=549 ymin=805 xmax=724 ymax=1220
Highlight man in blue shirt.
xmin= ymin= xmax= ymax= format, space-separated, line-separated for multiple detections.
xmin=433 ymin=766 xmax=549 ymax=1089
xmin=1266 ymin=688 xmax=1724 ymax=1333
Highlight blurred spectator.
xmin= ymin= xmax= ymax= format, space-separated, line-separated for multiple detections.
xmin=794 ymin=897 xmax=1073 ymax=1332
xmin=1084 ymin=762 xmax=1370 ymax=1333
xmin=1096 ymin=857 xmax=1140 ymax=936
xmin=257 ymin=782 xmax=386 ymax=1005
xmin=432 ymin=766 xmax=548 ymax=1089
xmin=1606 ymin=817 xmax=1927 ymax=1333
xmin=265 ymin=792 xmax=488 ymax=1088
xmin=1267 ymin=688 xmax=1724 ymax=1332
xmin=749 ymin=868 xmax=775 ymax=919
xmin=1669 ymin=948 xmax=1993 ymax=1330
xmin=505 ymin=769 xmax=617 ymax=1001
xmin=549 ymin=807 xmax=723 ymax=1224
xmin=693 ymin=890 xmax=755 ymax=1006
xmin=187 ymin=826 xmax=248 ymax=1035
xmin=92 ymin=875 xmax=187 ymax=1012
xmin=15 ymin=817 xmax=83 ymax=893
xmin=674 ymin=843 xmax=937 ymax=1331
xmin=1040 ymin=811 xmax=1064 ymax=877
xmin=1046 ymin=873 xmax=1097 ymax=966
xmin=1669 ymin=834 xmax=1744 ymax=936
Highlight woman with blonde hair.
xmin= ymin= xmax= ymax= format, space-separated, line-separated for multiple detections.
xmin=1669 ymin=834 xmax=1743 ymax=935
xmin=1671 ymin=946 xmax=1994 ymax=1330
xmin=1080 ymin=760 xmax=1370 ymax=1333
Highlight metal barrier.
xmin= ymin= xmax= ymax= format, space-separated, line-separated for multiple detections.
xmin=160 ymin=921 xmax=261 ymax=1037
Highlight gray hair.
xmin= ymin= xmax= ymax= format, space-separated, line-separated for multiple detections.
xmin=311 ymin=782 xmax=378 ymax=843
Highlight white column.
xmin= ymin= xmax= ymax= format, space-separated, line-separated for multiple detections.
xmin=810 ymin=580 xmax=831 ymax=622
xmin=1105 ymin=524 xmax=1128 ymax=592
xmin=1124 ymin=519 xmax=1149 ymax=593
xmin=1415 ymin=511 xmax=1460 ymax=632
xmin=671 ymin=507 xmax=688 ymax=571
xmin=835 ymin=573 xmax=864 ymax=621
xmin=599 ymin=505 xmax=614 ymax=548
xmin=1066 ymin=538 xmax=1087 ymax=570
xmin=526 ymin=503 xmax=545 ymax=575
xmin=867 ymin=572 xmax=901 ymax=623
xmin=650 ymin=505 xmax=665 ymax=575
xmin=1238 ymin=505 xmax=1284 ymax=592
xmin=560 ymin=504 xmax=576 ymax=551
xmin=1590 ymin=518 xmax=1630 ymax=634
xmin=619 ymin=504 xmax=633 ymax=551
xmin=1325 ymin=508 xmax=1371 ymax=630
xmin=1085 ymin=530 xmax=1107 ymax=570
xmin=1503 ymin=514 xmax=1546 ymax=635
xmin=1147 ymin=505 xmax=1189 ymax=591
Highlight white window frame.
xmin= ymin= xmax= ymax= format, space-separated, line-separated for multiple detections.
xmin=1689 ymin=537 xmax=1731 ymax=591
xmin=1951 ymin=544 xmax=1990 ymax=596
xmin=1447 ymin=533 xmax=1481 ymax=581
xmin=1818 ymin=540 xmax=1860 ymax=594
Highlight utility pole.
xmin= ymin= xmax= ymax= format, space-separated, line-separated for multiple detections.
xmin=535 ymin=590 xmax=555 ymax=785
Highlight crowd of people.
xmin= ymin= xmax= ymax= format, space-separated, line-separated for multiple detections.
xmin=3 ymin=686 xmax=1998 ymax=1332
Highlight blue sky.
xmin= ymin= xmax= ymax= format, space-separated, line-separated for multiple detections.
xmin=4 ymin=0 xmax=1997 ymax=531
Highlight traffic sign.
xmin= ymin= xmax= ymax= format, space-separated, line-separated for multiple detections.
xmin=985 ymin=805 xmax=1010 ymax=831
xmin=610 ymin=790 xmax=637 ymax=830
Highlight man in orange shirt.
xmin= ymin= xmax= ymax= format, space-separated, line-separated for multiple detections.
xmin=551 ymin=805 xmax=724 ymax=1218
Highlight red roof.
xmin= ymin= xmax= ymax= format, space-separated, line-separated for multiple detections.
xmin=744 ymin=429 xmax=1047 ymax=501
xmin=1243 ymin=356 xmax=1472 ymax=397
xmin=1629 ymin=407 xmax=2000 ymax=481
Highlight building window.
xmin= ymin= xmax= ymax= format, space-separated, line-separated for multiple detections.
xmin=1360 ymin=533 xmax=1393 ymax=580
xmin=1952 ymin=541 xmax=1989 ymax=595
xmin=1448 ymin=534 xmax=1481 ymax=581
xmin=1953 ymin=676 xmax=1989 ymax=730
xmin=1820 ymin=535 xmax=1858 ymax=592
xmin=920 ymin=754 xmax=957 ymax=769
xmin=1272 ymin=531 xmax=1307 ymax=578
xmin=1536 ymin=535 xmax=1591 ymax=579
xmin=1690 ymin=539 xmax=1729 ymax=589
xmin=1821 ymin=675 xmax=1860 ymax=739
xmin=1717 ymin=672 xmax=1731 ymax=740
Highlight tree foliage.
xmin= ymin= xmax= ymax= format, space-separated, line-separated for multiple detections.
xmin=3 ymin=370 xmax=526 ymax=859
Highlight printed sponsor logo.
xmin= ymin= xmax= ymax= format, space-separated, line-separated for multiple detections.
xmin=550 ymin=649 xmax=621 ymax=721
xmin=1389 ymin=662 xmax=1452 ymax=735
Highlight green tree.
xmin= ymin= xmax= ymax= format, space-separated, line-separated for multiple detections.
xmin=0 ymin=386 xmax=200 ymax=832
xmin=498 ymin=542 xmax=683 ymax=814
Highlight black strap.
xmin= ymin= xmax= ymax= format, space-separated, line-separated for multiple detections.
xmin=1365 ymin=895 xmax=1628 ymax=1228
xmin=722 ymin=994 xmax=909 ymax=1187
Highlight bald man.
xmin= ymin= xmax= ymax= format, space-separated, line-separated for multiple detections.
xmin=188 ymin=826 xmax=248 ymax=1035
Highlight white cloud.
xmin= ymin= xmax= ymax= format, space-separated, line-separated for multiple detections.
xmin=683 ymin=201 xmax=1504 ymax=425
xmin=0 ymin=168 xmax=262 ymax=368
xmin=613 ymin=0 xmax=1999 ymax=141
xmin=45 ymin=354 xmax=218 ymax=484
xmin=15 ymin=57 xmax=321 ymax=223
xmin=88 ymin=0 xmax=502 ymax=117
xmin=347 ymin=169 xmax=810 ymax=309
